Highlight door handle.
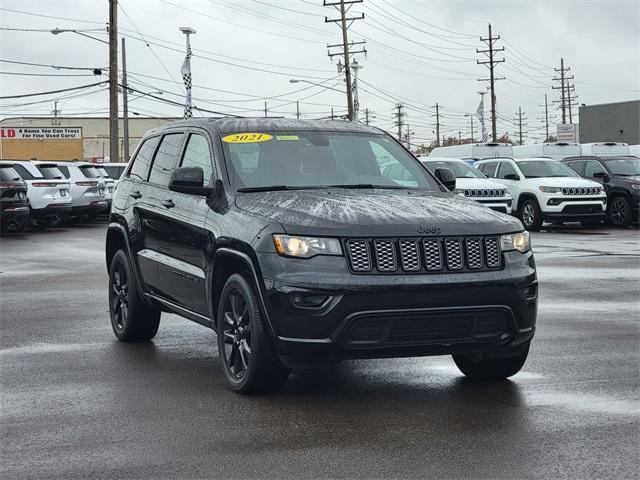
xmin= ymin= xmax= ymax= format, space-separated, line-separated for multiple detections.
xmin=162 ymin=199 xmax=175 ymax=209
xmin=130 ymin=191 xmax=142 ymax=199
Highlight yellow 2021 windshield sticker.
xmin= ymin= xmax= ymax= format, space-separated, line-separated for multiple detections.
xmin=222 ymin=133 xmax=273 ymax=144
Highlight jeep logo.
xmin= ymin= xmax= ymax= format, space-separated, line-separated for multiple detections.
xmin=417 ymin=226 xmax=441 ymax=235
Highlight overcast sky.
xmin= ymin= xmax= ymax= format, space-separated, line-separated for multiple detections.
xmin=1 ymin=0 xmax=639 ymax=144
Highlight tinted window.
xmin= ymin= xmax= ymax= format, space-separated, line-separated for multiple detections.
xmin=57 ymin=166 xmax=70 ymax=178
xmin=584 ymin=160 xmax=606 ymax=178
xmin=12 ymin=164 xmax=37 ymax=180
xmin=517 ymin=160 xmax=577 ymax=178
xmin=104 ymin=165 xmax=125 ymax=179
xmin=0 ymin=166 xmax=21 ymax=181
xmin=479 ymin=162 xmax=497 ymax=177
xmin=181 ymin=134 xmax=214 ymax=184
xmin=602 ymin=157 xmax=640 ymax=175
xmin=129 ymin=136 xmax=160 ymax=181
xmin=148 ymin=133 xmax=184 ymax=186
xmin=223 ymin=131 xmax=440 ymax=190
xmin=79 ymin=166 xmax=100 ymax=178
xmin=497 ymin=162 xmax=518 ymax=179
xmin=37 ymin=165 xmax=65 ymax=179
xmin=564 ymin=161 xmax=585 ymax=176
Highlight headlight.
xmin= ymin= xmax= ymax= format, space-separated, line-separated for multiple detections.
xmin=273 ymin=234 xmax=342 ymax=258
xmin=539 ymin=186 xmax=562 ymax=193
xmin=500 ymin=231 xmax=531 ymax=253
xmin=630 ymin=184 xmax=640 ymax=190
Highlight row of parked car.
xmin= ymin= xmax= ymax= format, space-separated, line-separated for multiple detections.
xmin=0 ymin=160 xmax=126 ymax=232
xmin=416 ymin=154 xmax=639 ymax=230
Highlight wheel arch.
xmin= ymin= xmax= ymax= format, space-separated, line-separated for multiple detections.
xmin=515 ymin=192 xmax=540 ymax=213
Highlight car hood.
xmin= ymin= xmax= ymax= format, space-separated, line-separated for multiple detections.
xmin=235 ymin=189 xmax=523 ymax=237
xmin=455 ymin=178 xmax=509 ymax=190
xmin=523 ymin=177 xmax=601 ymax=187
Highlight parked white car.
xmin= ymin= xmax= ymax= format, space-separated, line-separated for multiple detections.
xmin=100 ymin=162 xmax=127 ymax=186
xmin=475 ymin=157 xmax=606 ymax=230
xmin=419 ymin=156 xmax=513 ymax=214
xmin=84 ymin=163 xmax=115 ymax=211
xmin=3 ymin=160 xmax=71 ymax=229
xmin=45 ymin=161 xmax=108 ymax=222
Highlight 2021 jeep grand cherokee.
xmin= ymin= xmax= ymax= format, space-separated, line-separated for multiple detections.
xmin=106 ymin=118 xmax=537 ymax=394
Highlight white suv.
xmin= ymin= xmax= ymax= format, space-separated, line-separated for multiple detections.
xmin=84 ymin=163 xmax=115 ymax=212
xmin=46 ymin=162 xmax=108 ymax=222
xmin=4 ymin=160 xmax=72 ymax=229
xmin=475 ymin=157 xmax=606 ymax=230
xmin=419 ymin=156 xmax=513 ymax=214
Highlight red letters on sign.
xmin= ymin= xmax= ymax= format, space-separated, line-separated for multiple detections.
xmin=0 ymin=128 xmax=16 ymax=138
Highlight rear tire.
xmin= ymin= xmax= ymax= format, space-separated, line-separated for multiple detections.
xmin=108 ymin=249 xmax=160 ymax=342
xmin=519 ymin=199 xmax=543 ymax=231
xmin=453 ymin=343 xmax=530 ymax=381
xmin=608 ymin=196 xmax=632 ymax=227
xmin=217 ymin=273 xmax=289 ymax=394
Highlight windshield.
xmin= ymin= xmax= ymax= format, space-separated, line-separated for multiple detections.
xmin=37 ymin=165 xmax=65 ymax=179
xmin=603 ymin=157 xmax=640 ymax=176
xmin=517 ymin=160 xmax=577 ymax=178
xmin=222 ymin=131 xmax=440 ymax=191
xmin=423 ymin=160 xmax=484 ymax=179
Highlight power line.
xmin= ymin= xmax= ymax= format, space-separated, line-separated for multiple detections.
xmin=0 ymin=82 xmax=107 ymax=100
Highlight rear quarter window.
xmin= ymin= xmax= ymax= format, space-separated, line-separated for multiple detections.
xmin=0 ymin=166 xmax=21 ymax=181
xmin=129 ymin=136 xmax=160 ymax=181
xmin=79 ymin=166 xmax=100 ymax=178
xmin=12 ymin=164 xmax=38 ymax=180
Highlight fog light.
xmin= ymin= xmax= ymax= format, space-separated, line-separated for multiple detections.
xmin=291 ymin=293 xmax=330 ymax=308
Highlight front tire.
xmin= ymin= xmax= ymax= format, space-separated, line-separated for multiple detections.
xmin=608 ymin=196 xmax=632 ymax=227
xmin=519 ymin=199 xmax=542 ymax=231
xmin=108 ymin=249 xmax=160 ymax=342
xmin=217 ymin=273 xmax=289 ymax=394
xmin=453 ymin=343 xmax=530 ymax=381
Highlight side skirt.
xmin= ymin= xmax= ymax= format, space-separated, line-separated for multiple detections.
xmin=145 ymin=293 xmax=213 ymax=329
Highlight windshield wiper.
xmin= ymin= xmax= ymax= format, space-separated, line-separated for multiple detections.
xmin=237 ymin=185 xmax=319 ymax=192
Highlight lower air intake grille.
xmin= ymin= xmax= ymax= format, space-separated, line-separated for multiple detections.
xmin=388 ymin=315 xmax=474 ymax=343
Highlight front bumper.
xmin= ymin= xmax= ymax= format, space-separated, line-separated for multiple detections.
xmin=257 ymin=249 xmax=537 ymax=366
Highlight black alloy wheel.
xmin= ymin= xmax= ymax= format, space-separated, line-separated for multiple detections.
xmin=609 ymin=196 xmax=632 ymax=227
xmin=110 ymin=262 xmax=129 ymax=334
xmin=221 ymin=288 xmax=252 ymax=380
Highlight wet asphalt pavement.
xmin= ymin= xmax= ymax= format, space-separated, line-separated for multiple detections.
xmin=1 ymin=223 xmax=638 ymax=479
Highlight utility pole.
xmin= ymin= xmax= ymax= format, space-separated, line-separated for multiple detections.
xmin=405 ymin=125 xmax=414 ymax=149
xmin=51 ymin=101 xmax=61 ymax=126
xmin=543 ymin=93 xmax=549 ymax=141
xmin=324 ymin=0 xmax=366 ymax=121
xmin=514 ymin=107 xmax=527 ymax=145
xmin=553 ymin=58 xmax=573 ymax=124
xmin=567 ymin=84 xmax=578 ymax=124
xmin=464 ymin=113 xmax=475 ymax=142
xmin=331 ymin=107 xmax=335 ymax=120
xmin=392 ymin=103 xmax=405 ymax=141
xmin=432 ymin=103 xmax=441 ymax=146
xmin=264 ymin=101 xmax=268 ymax=118
xmin=477 ymin=24 xmax=505 ymax=142
xmin=458 ymin=131 xmax=462 ymax=144
xmin=296 ymin=101 xmax=300 ymax=119
xmin=108 ymin=0 xmax=118 ymax=161
xmin=121 ymin=37 xmax=130 ymax=162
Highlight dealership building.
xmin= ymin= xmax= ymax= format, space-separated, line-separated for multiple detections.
xmin=0 ymin=116 xmax=179 ymax=162
xmin=578 ymin=100 xmax=640 ymax=145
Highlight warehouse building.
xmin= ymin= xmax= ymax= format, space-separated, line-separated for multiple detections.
xmin=0 ymin=116 xmax=179 ymax=162
xmin=578 ymin=100 xmax=640 ymax=145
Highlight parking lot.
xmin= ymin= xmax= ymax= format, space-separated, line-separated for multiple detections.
xmin=1 ymin=223 xmax=638 ymax=479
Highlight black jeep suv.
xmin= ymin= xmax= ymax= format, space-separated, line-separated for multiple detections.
xmin=562 ymin=156 xmax=640 ymax=226
xmin=106 ymin=119 xmax=537 ymax=394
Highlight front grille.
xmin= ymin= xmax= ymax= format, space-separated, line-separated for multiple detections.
xmin=464 ymin=188 xmax=506 ymax=198
xmin=388 ymin=315 xmax=474 ymax=343
xmin=345 ymin=236 xmax=502 ymax=274
xmin=561 ymin=186 xmax=601 ymax=195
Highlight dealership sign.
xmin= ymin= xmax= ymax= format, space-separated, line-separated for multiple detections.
xmin=0 ymin=127 xmax=82 ymax=140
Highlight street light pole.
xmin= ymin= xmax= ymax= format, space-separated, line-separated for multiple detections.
xmin=289 ymin=78 xmax=344 ymax=94
xmin=464 ymin=113 xmax=475 ymax=142
xmin=108 ymin=0 xmax=119 ymax=162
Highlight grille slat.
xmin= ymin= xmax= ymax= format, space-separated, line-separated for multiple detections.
xmin=345 ymin=236 xmax=502 ymax=274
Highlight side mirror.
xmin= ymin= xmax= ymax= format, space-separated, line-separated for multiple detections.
xmin=434 ymin=167 xmax=456 ymax=191
xmin=168 ymin=167 xmax=213 ymax=196
xmin=504 ymin=173 xmax=519 ymax=181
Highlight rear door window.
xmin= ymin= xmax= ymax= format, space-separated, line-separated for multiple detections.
xmin=104 ymin=165 xmax=125 ymax=179
xmin=0 ymin=166 xmax=22 ymax=181
xmin=129 ymin=136 xmax=160 ymax=181
xmin=584 ymin=160 xmax=606 ymax=178
xmin=37 ymin=165 xmax=65 ymax=179
xmin=148 ymin=133 xmax=184 ymax=187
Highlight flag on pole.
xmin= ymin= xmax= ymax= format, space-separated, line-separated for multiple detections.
xmin=181 ymin=46 xmax=193 ymax=119
xmin=477 ymin=97 xmax=488 ymax=142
